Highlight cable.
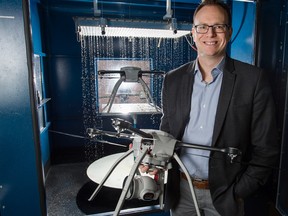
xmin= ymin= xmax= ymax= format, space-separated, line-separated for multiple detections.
xmin=184 ymin=34 xmax=197 ymax=51
xmin=49 ymin=130 xmax=127 ymax=148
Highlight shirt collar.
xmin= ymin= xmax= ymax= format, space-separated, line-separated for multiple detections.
xmin=194 ymin=57 xmax=225 ymax=81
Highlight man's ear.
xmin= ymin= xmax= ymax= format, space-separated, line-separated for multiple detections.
xmin=191 ymin=29 xmax=195 ymax=39
xmin=228 ymin=27 xmax=233 ymax=40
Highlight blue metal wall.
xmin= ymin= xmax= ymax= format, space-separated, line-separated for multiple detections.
xmin=30 ymin=0 xmax=51 ymax=170
xmin=0 ymin=0 xmax=45 ymax=215
xmin=230 ymin=1 xmax=256 ymax=64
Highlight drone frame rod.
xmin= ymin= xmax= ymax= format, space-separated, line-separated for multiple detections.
xmin=88 ymin=148 xmax=134 ymax=201
xmin=98 ymin=70 xmax=165 ymax=75
xmin=177 ymin=142 xmax=227 ymax=153
xmin=124 ymin=124 xmax=153 ymax=139
xmin=113 ymin=148 xmax=149 ymax=216
xmin=173 ymin=152 xmax=201 ymax=216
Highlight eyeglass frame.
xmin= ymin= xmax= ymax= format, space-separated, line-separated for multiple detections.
xmin=193 ymin=24 xmax=230 ymax=34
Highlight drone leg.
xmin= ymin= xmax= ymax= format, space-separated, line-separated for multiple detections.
xmin=173 ymin=153 xmax=201 ymax=216
xmin=102 ymin=76 xmax=125 ymax=113
xmin=113 ymin=148 xmax=149 ymax=216
xmin=139 ymin=77 xmax=160 ymax=112
xmin=158 ymin=171 xmax=165 ymax=210
xmin=88 ymin=148 xmax=133 ymax=201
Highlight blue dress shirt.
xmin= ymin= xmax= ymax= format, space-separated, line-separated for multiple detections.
xmin=180 ymin=58 xmax=224 ymax=180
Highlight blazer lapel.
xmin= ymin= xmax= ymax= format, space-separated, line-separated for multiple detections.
xmin=179 ymin=61 xmax=196 ymax=138
xmin=212 ymin=57 xmax=236 ymax=146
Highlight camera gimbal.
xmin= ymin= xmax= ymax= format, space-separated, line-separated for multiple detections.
xmin=87 ymin=118 xmax=241 ymax=216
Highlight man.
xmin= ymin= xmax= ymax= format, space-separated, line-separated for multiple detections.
xmin=158 ymin=0 xmax=279 ymax=215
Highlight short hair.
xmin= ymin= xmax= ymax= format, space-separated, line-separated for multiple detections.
xmin=193 ymin=0 xmax=232 ymax=26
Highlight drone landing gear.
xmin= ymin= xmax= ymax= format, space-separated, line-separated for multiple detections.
xmin=88 ymin=147 xmax=201 ymax=216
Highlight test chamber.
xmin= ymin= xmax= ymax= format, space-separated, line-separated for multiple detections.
xmin=38 ymin=0 xmax=286 ymax=216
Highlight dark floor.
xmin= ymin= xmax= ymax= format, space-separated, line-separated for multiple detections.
xmin=45 ymin=162 xmax=90 ymax=216
xmin=45 ymin=162 xmax=169 ymax=216
xmin=45 ymin=162 xmax=281 ymax=216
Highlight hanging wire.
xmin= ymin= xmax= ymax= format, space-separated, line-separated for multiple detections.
xmin=184 ymin=34 xmax=197 ymax=51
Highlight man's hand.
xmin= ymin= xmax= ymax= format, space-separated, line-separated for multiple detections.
xmin=129 ymin=143 xmax=159 ymax=175
xmin=139 ymin=164 xmax=159 ymax=175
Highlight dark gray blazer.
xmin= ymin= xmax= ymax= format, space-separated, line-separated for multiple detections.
xmin=160 ymin=56 xmax=279 ymax=216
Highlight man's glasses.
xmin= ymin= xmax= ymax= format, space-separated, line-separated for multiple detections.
xmin=193 ymin=24 xmax=230 ymax=34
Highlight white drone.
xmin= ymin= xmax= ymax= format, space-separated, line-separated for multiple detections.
xmin=86 ymin=118 xmax=241 ymax=216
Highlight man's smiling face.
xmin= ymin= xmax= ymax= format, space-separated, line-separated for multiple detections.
xmin=192 ymin=5 xmax=232 ymax=59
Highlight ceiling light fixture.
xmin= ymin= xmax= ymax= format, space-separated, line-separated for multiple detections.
xmin=74 ymin=17 xmax=192 ymax=39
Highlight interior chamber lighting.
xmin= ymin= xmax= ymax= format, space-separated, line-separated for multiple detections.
xmin=74 ymin=17 xmax=192 ymax=39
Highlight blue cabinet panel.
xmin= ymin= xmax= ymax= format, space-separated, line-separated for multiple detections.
xmin=0 ymin=0 xmax=44 ymax=215
xmin=230 ymin=1 xmax=256 ymax=64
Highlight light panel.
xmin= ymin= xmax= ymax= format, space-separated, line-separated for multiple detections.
xmin=74 ymin=17 xmax=192 ymax=39
xmin=79 ymin=26 xmax=191 ymax=38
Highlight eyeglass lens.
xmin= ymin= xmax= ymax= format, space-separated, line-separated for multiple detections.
xmin=195 ymin=24 xmax=228 ymax=34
